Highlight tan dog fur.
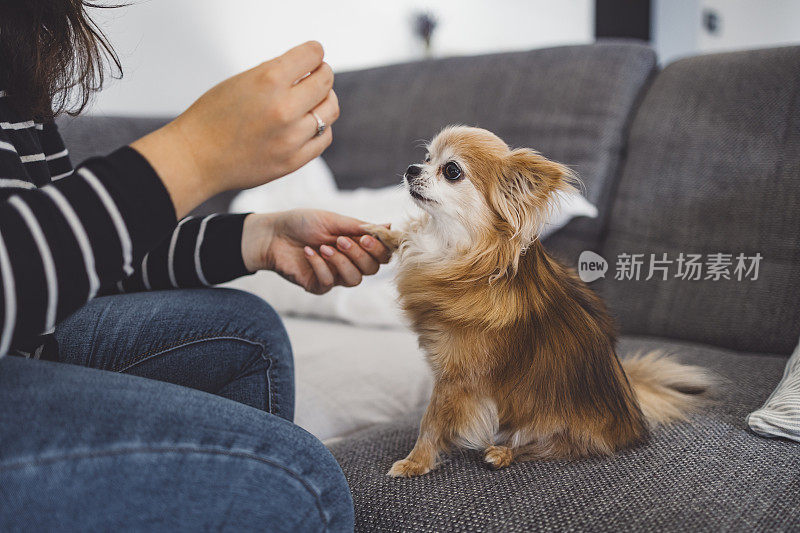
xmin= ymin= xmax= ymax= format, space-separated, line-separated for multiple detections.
xmin=365 ymin=126 xmax=712 ymax=478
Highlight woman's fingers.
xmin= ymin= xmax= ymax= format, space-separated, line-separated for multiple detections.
xmin=287 ymin=89 xmax=339 ymax=144
xmin=303 ymin=246 xmax=335 ymax=294
xmin=319 ymin=245 xmax=362 ymax=287
xmin=292 ymin=62 xmax=334 ymax=115
xmin=271 ymin=41 xmax=325 ymax=84
xmin=359 ymin=235 xmax=393 ymax=264
xmin=291 ymin=126 xmax=333 ymax=168
xmin=335 ymin=237 xmax=380 ymax=275
xmin=311 ymin=89 xmax=340 ymax=129
xmin=282 ymin=89 xmax=337 ymax=169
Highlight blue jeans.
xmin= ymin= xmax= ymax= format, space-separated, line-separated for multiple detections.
xmin=0 ymin=288 xmax=354 ymax=532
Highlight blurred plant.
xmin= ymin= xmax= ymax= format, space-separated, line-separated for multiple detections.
xmin=412 ymin=11 xmax=438 ymax=57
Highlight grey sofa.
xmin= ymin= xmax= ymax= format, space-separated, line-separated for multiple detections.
xmin=59 ymin=41 xmax=800 ymax=531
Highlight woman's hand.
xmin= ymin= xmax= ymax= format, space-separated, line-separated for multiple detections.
xmin=131 ymin=41 xmax=339 ymax=218
xmin=242 ymin=210 xmax=393 ymax=294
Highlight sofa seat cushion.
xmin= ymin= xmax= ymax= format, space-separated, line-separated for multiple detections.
xmin=329 ymin=336 xmax=798 ymax=532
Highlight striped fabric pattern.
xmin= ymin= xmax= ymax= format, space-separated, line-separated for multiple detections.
xmin=747 ymin=339 xmax=800 ymax=442
xmin=116 ymin=212 xmax=249 ymax=293
xmin=0 ymin=88 xmax=250 ymax=359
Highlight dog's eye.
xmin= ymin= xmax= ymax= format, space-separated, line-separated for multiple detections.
xmin=424 ymin=154 xmax=431 ymax=163
xmin=442 ymin=161 xmax=462 ymax=181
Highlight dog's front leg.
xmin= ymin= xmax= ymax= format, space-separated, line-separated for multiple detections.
xmin=388 ymin=402 xmax=445 ymax=478
xmin=388 ymin=379 xmax=482 ymax=478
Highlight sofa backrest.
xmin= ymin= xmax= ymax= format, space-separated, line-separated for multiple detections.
xmin=598 ymin=46 xmax=800 ymax=355
xmin=327 ymin=42 xmax=656 ymax=258
xmin=57 ymin=115 xmax=169 ymax=165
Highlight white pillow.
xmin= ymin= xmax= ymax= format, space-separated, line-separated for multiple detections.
xmin=224 ymin=158 xmax=598 ymax=328
xmin=229 ymin=157 xmax=414 ymax=229
xmin=284 ymin=316 xmax=431 ymax=443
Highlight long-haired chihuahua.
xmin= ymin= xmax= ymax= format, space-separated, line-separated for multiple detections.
xmin=364 ymin=126 xmax=712 ymax=478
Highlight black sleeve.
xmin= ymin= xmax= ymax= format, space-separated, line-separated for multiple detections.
xmin=108 ymin=211 xmax=253 ymax=294
xmin=0 ymin=146 xmax=176 ymax=356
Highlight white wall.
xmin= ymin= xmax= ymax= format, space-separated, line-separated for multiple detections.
xmin=698 ymin=0 xmax=800 ymax=54
xmin=653 ymin=0 xmax=800 ymax=64
xmin=652 ymin=0 xmax=701 ymax=64
xmin=89 ymin=0 xmax=593 ymax=116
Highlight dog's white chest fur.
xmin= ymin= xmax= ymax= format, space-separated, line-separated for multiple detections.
xmin=398 ymin=216 xmax=472 ymax=268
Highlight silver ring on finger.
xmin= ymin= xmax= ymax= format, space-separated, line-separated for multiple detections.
xmin=311 ymin=111 xmax=326 ymax=137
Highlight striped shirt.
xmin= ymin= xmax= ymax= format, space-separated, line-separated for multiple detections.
xmin=0 ymin=89 xmax=251 ymax=359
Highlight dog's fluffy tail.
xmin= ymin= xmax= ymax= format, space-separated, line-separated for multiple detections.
xmin=622 ymin=352 xmax=715 ymax=427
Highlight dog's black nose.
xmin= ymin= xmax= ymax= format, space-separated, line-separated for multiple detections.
xmin=405 ymin=164 xmax=422 ymax=181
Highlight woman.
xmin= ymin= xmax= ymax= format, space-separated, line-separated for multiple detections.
xmin=0 ymin=3 xmax=389 ymax=530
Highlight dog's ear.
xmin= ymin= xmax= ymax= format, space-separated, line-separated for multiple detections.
xmin=489 ymin=148 xmax=577 ymax=245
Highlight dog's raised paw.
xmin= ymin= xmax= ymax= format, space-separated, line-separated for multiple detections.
xmin=360 ymin=224 xmax=403 ymax=252
xmin=484 ymin=445 xmax=513 ymax=469
xmin=387 ymin=458 xmax=430 ymax=478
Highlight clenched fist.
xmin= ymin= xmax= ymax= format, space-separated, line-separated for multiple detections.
xmin=131 ymin=41 xmax=339 ymax=217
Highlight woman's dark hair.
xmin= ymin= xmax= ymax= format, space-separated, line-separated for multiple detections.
xmin=0 ymin=1 xmax=123 ymax=120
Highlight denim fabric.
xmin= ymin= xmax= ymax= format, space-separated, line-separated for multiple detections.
xmin=0 ymin=289 xmax=354 ymax=531
xmin=55 ymin=288 xmax=294 ymax=420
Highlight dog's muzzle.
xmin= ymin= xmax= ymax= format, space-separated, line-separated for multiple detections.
xmin=405 ymin=164 xmax=423 ymax=183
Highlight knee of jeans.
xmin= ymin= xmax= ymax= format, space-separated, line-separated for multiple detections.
xmin=0 ymin=438 xmax=354 ymax=532
xmin=267 ymin=424 xmax=354 ymax=532
xmin=229 ymin=439 xmax=353 ymax=533
xmin=213 ymin=289 xmax=292 ymax=364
